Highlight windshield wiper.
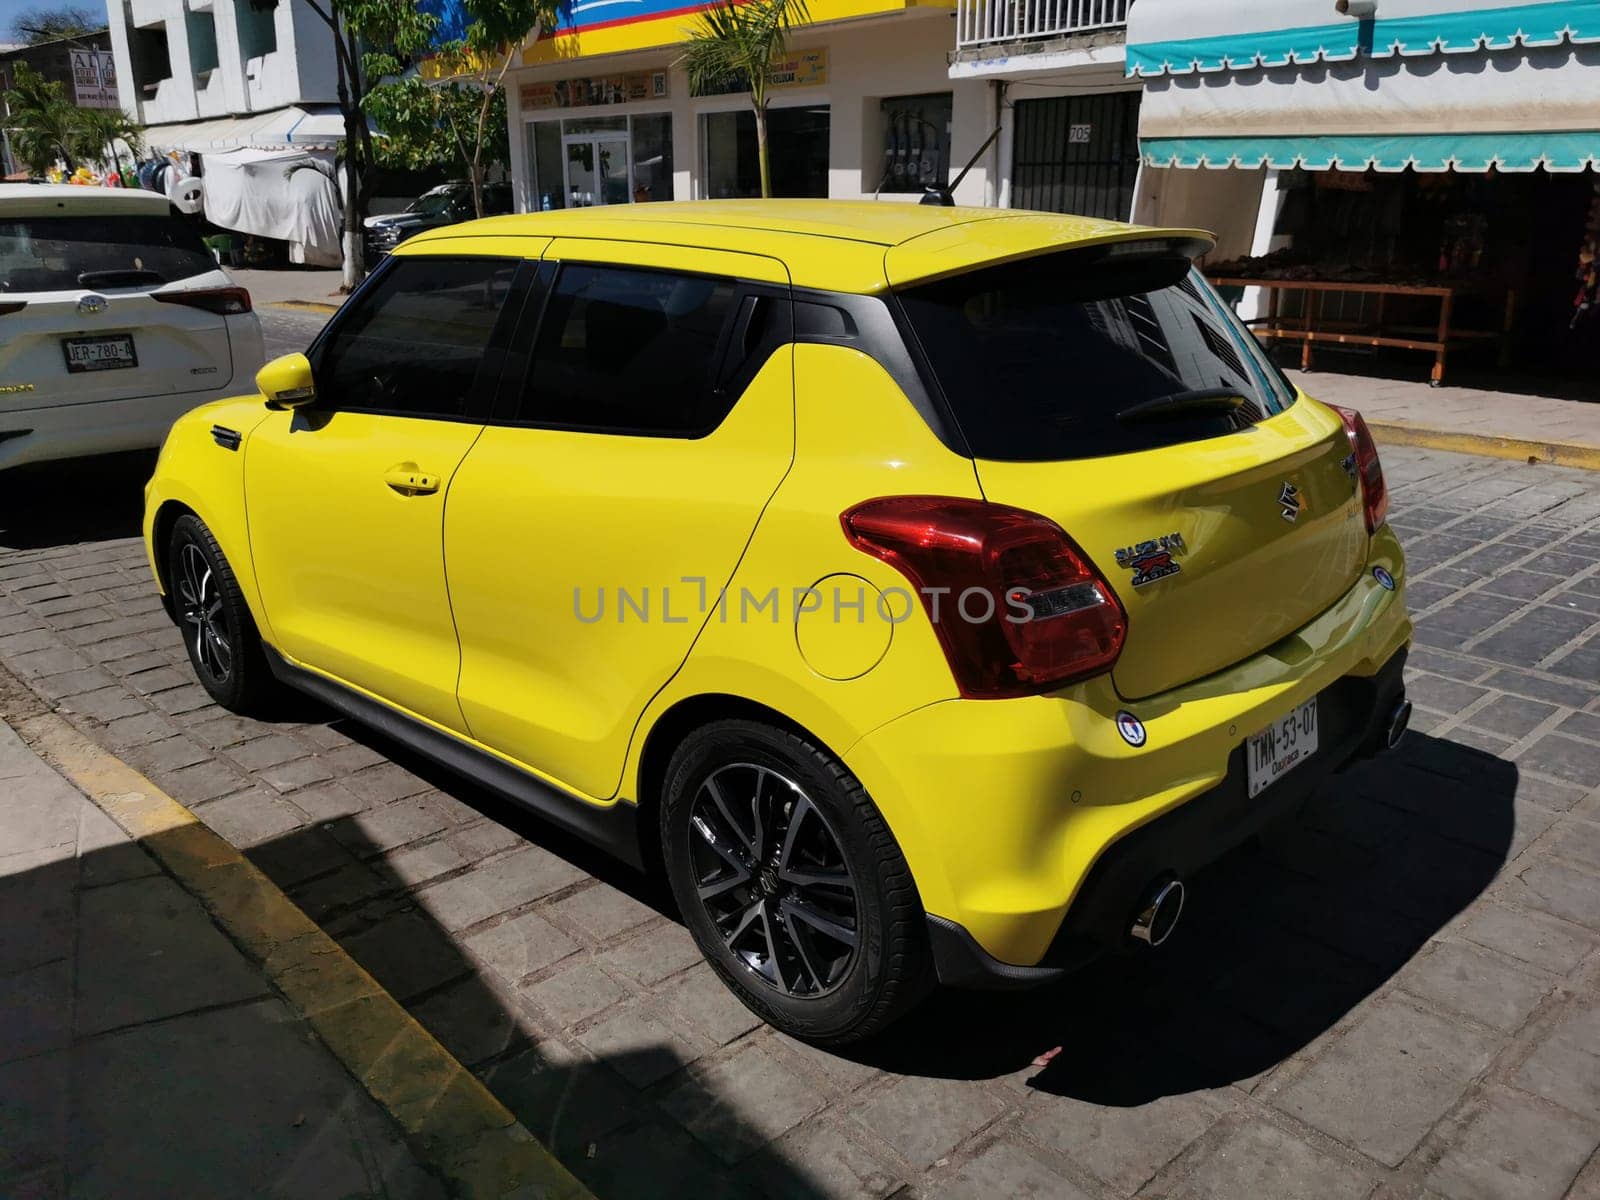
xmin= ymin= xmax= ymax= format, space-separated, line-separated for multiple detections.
xmin=1115 ymin=388 xmax=1249 ymax=424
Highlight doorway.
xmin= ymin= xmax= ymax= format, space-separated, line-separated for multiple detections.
xmin=562 ymin=133 xmax=630 ymax=208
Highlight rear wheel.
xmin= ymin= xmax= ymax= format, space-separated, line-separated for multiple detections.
xmin=661 ymin=719 xmax=932 ymax=1045
xmin=166 ymin=513 xmax=281 ymax=715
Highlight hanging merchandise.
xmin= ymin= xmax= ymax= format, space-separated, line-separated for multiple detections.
xmin=1571 ymin=178 xmax=1600 ymax=329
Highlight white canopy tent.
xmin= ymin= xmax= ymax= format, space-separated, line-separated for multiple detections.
xmin=139 ymin=105 xmax=348 ymax=265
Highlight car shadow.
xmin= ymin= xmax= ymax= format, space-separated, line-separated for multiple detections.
xmin=844 ymin=733 xmax=1517 ymax=1104
xmin=0 ymin=452 xmax=156 ymax=550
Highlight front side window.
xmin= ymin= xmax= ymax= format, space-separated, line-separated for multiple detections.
xmin=897 ymin=248 xmax=1295 ymax=462
xmin=315 ymin=256 xmax=516 ymax=419
xmin=518 ymin=264 xmax=738 ymax=436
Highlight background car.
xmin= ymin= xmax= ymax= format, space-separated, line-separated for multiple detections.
xmin=142 ymin=202 xmax=1412 ymax=1045
xmin=362 ymin=181 xmax=514 ymax=261
xmin=0 ymin=183 xmax=264 ymax=472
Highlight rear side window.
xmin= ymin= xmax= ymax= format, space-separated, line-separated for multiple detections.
xmin=897 ymin=249 xmax=1295 ymax=462
xmin=518 ymin=264 xmax=738 ymax=436
xmin=0 ymin=213 xmax=216 ymax=291
xmin=316 ymin=256 xmax=516 ymax=419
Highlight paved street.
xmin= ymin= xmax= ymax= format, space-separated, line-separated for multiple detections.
xmin=0 ymin=306 xmax=1597 ymax=1198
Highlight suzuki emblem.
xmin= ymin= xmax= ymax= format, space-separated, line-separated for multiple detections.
xmin=1278 ymin=483 xmax=1302 ymax=523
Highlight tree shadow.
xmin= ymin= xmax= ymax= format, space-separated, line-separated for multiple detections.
xmin=845 ymin=734 xmax=1517 ymax=1105
xmin=0 ymin=451 xmax=157 ymax=550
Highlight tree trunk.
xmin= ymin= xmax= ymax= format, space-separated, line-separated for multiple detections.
xmin=333 ymin=36 xmax=363 ymax=290
xmin=755 ymin=104 xmax=771 ymax=199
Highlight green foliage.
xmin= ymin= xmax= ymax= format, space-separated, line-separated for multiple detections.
xmin=678 ymin=0 xmax=810 ymax=197
xmin=9 ymin=4 xmax=102 ymax=43
xmin=367 ymin=76 xmax=508 ymax=173
xmin=2 ymin=61 xmax=137 ymax=176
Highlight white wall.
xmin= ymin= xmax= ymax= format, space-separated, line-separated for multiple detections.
xmin=106 ymin=0 xmax=338 ymax=126
xmin=504 ymin=9 xmax=991 ymax=211
xmin=1139 ymin=164 xmax=1268 ymax=262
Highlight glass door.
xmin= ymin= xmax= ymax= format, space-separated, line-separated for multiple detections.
xmin=563 ymin=135 xmax=631 ymax=207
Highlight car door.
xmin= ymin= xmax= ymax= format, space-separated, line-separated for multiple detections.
xmin=446 ymin=240 xmax=795 ymax=799
xmin=245 ymin=251 xmax=533 ymax=733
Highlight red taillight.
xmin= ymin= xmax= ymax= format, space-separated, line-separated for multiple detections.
xmin=841 ymin=496 xmax=1127 ymax=699
xmin=1331 ymin=406 xmax=1388 ymax=533
xmin=153 ymin=286 xmax=252 ymax=316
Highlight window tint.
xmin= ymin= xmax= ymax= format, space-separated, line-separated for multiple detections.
xmin=519 ymin=264 xmax=738 ymax=436
xmin=0 ymin=213 xmax=217 ymax=291
xmin=897 ymin=249 xmax=1294 ymax=462
xmin=317 ymin=257 xmax=515 ymax=418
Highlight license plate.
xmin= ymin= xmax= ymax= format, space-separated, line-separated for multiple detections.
xmin=62 ymin=334 xmax=137 ymax=373
xmin=1246 ymin=695 xmax=1319 ymax=798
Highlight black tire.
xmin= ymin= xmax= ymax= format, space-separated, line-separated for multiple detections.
xmin=660 ymin=718 xmax=933 ymax=1045
xmin=165 ymin=513 xmax=282 ymax=715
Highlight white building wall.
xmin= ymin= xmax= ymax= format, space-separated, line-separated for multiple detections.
xmin=105 ymin=0 xmax=338 ymax=126
xmin=505 ymin=10 xmax=991 ymax=212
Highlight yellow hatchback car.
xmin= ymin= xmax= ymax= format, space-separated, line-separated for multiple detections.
xmin=143 ymin=201 xmax=1412 ymax=1043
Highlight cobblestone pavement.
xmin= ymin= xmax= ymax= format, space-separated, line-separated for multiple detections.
xmin=0 ymin=442 xmax=1598 ymax=1200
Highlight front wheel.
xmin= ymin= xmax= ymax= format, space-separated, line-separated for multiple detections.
xmin=166 ymin=513 xmax=282 ymax=715
xmin=660 ymin=719 xmax=932 ymax=1045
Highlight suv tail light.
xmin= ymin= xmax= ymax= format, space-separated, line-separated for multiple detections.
xmin=153 ymin=286 xmax=252 ymax=316
xmin=1331 ymin=406 xmax=1388 ymax=532
xmin=841 ymin=496 xmax=1127 ymax=699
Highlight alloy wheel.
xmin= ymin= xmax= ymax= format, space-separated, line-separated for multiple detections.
xmin=176 ymin=541 xmax=232 ymax=683
xmin=687 ymin=762 xmax=860 ymax=997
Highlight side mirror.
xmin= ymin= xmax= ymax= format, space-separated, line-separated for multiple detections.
xmin=257 ymin=352 xmax=317 ymax=409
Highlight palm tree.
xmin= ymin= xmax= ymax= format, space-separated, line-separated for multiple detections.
xmin=678 ymin=0 xmax=810 ymax=199
xmin=5 ymin=62 xmax=81 ymax=173
xmin=72 ymin=106 xmax=143 ymax=185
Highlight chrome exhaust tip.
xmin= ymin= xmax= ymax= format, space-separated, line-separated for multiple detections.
xmin=1129 ymin=878 xmax=1185 ymax=948
xmin=1386 ymin=699 xmax=1413 ymax=751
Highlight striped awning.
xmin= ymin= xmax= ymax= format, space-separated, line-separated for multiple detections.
xmin=1126 ymin=0 xmax=1600 ymax=77
xmin=1127 ymin=0 xmax=1600 ymax=172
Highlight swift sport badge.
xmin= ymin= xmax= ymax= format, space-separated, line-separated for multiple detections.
xmin=1278 ymin=482 xmax=1303 ymax=523
xmin=1115 ymin=533 xmax=1185 ymax=588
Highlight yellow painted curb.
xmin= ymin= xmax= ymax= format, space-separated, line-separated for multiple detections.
xmin=266 ymin=299 xmax=341 ymax=314
xmin=13 ymin=706 xmax=591 ymax=1200
xmin=1366 ymin=420 xmax=1600 ymax=472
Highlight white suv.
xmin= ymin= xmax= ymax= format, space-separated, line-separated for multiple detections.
xmin=0 ymin=184 xmax=266 ymax=471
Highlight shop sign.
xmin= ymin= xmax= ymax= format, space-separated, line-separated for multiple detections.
xmin=70 ymin=49 xmax=119 ymax=109
xmin=770 ymin=48 xmax=827 ymax=89
xmin=520 ymin=69 xmax=669 ymax=110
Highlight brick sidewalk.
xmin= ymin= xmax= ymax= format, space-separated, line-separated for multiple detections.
xmin=0 ymin=708 xmax=444 ymax=1199
xmin=0 ymin=446 xmax=1598 ymax=1198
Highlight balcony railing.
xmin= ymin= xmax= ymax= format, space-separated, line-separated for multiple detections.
xmin=956 ymin=0 xmax=1131 ymax=50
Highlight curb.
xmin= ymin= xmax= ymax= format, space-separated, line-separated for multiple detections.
xmin=1366 ymin=420 xmax=1600 ymax=472
xmin=8 ymin=697 xmax=591 ymax=1200
xmin=266 ymin=299 xmax=341 ymax=314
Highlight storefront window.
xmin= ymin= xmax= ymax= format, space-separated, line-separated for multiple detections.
xmin=525 ymin=113 xmax=674 ymax=210
xmin=631 ymin=113 xmax=672 ymax=203
xmin=877 ymin=93 xmax=951 ymax=194
xmin=700 ymin=107 xmax=830 ymax=199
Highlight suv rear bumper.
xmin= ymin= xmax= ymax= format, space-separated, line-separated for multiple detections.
xmin=0 ymin=391 xmax=235 ymax=471
xmin=925 ymin=644 xmax=1408 ymax=988
xmin=842 ymin=527 xmax=1412 ymax=975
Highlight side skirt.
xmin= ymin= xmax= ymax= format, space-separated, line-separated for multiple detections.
xmin=262 ymin=644 xmax=643 ymax=869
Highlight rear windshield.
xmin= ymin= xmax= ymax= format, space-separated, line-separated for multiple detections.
xmin=896 ymin=247 xmax=1295 ymax=462
xmin=0 ymin=212 xmax=217 ymax=292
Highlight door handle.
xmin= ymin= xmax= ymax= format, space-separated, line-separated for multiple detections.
xmin=384 ymin=464 xmax=441 ymax=495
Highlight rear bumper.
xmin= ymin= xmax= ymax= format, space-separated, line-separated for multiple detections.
xmin=843 ymin=526 xmax=1413 ymax=976
xmin=0 ymin=390 xmax=233 ymax=471
xmin=925 ymin=645 xmax=1409 ymax=988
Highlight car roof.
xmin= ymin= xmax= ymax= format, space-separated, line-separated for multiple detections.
xmin=0 ymin=184 xmax=173 ymax=217
xmin=401 ymin=200 xmax=1214 ymax=293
